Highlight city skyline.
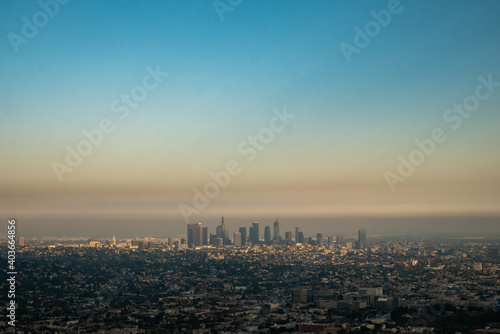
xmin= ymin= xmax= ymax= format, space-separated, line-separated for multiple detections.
xmin=187 ymin=217 xmax=367 ymax=247
xmin=7 ymin=210 xmax=500 ymax=239
xmin=3 ymin=2 xmax=500 ymax=332
xmin=11 ymin=214 xmax=500 ymax=240
xmin=9 ymin=233 xmax=500 ymax=332
xmin=1 ymin=1 xmax=500 ymax=237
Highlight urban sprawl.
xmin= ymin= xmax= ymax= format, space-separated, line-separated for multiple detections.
xmin=1 ymin=217 xmax=500 ymax=334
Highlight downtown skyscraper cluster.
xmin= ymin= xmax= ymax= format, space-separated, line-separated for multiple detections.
xmin=186 ymin=217 xmax=368 ymax=250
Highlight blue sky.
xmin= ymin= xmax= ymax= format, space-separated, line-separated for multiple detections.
xmin=1 ymin=1 xmax=499 ymax=236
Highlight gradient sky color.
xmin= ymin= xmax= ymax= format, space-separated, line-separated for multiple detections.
xmin=1 ymin=1 xmax=499 ymax=237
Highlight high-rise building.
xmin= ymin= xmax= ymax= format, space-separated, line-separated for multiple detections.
xmin=273 ymin=218 xmax=280 ymax=241
xmin=249 ymin=226 xmax=254 ymax=244
xmin=337 ymin=235 xmax=345 ymax=247
xmin=316 ymin=233 xmax=323 ymax=245
xmin=216 ymin=217 xmax=225 ymax=237
xmin=234 ymin=232 xmax=242 ymax=247
xmin=221 ymin=217 xmax=229 ymax=238
xmin=187 ymin=223 xmax=203 ymax=247
xmin=295 ymin=227 xmax=301 ymax=242
xmin=112 ymin=235 xmax=116 ymax=246
xmin=239 ymin=227 xmax=247 ymax=246
xmin=297 ymin=231 xmax=305 ymax=243
xmin=187 ymin=224 xmax=194 ymax=245
xmin=285 ymin=231 xmax=293 ymax=241
xmin=250 ymin=222 xmax=260 ymax=244
xmin=264 ymin=226 xmax=271 ymax=244
xmin=213 ymin=237 xmax=223 ymax=247
xmin=18 ymin=237 xmax=25 ymax=247
xmin=216 ymin=216 xmax=230 ymax=243
xmin=203 ymin=227 xmax=208 ymax=246
xmin=358 ymin=229 xmax=367 ymax=249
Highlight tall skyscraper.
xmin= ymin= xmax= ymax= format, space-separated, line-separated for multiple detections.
xmin=222 ymin=217 xmax=229 ymax=239
xmin=187 ymin=224 xmax=193 ymax=245
xmin=273 ymin=218 xmax=280 ymax=241
xmin=285 ymin=231 xmax=293 ymax=241
xmin=234 ymin=232 xmax=242 ymax=247
xmin=249 ymin=226 xmax=254 ymax=244
xmin=213 ymin=237 xmax=223 ymax=247
xmin=295 ymin=227 xmax=301 ymax=242
xmin=358 ymin=229 xmax=367 ymax=249
xmin=203 ymin=227 xmax=208 ymax=246
xmin=297 ymin=231 xmax=305 ymax=243
xmin=317 ymin=233 xmax=323 ymax=245
xmin=250 ymin=222 xmax=260 ymax=244
xmin=337 ymin=235 xmax=345 ymax=247
xmin=239 ymin=227 xmax=247 ymax=246
xmin=187 ymin=223 xmax=203 ymax=247
xmin=216 ymin=216 xmax=230 ymax=244
xmin=264 ymin=226 xmax=271 ymax=244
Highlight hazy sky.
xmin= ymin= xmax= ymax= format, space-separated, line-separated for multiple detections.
xmin=1 ymin=1 xmax=499 ymax=236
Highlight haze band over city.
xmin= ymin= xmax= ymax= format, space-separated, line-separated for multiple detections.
xmin=179 ymin=107 xmax=296 ymax=224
